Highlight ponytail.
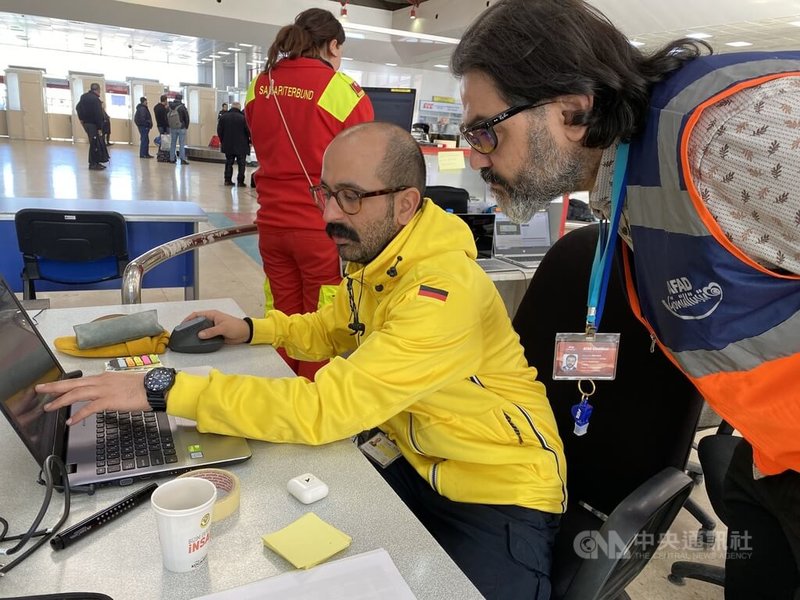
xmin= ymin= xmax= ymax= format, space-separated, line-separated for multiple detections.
xmin=264 ymin=8 xmax=345 ymax=72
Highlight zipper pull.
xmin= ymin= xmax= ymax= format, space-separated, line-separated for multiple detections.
xmin=649 ymin=333 xmax=657 ymax=354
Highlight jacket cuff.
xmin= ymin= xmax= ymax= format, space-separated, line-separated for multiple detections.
xmin=167 ymin=372 xmax=208 ymax=421
xmin=250 ymin=317 xmax=276 ymax=345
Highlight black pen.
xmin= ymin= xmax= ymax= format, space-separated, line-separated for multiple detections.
xmin=50 ymin=482 xmax=158 ymax=551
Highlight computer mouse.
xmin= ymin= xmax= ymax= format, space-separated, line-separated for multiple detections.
xmin=168 ymin=316 xmax=225 ymax=354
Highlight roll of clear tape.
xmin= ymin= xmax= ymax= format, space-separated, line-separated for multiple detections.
xmin=177 ymin=468 xmax=240 ymax=522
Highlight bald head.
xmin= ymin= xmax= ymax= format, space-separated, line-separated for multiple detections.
xmin=328 ymin=122 xmax=426 ymax=196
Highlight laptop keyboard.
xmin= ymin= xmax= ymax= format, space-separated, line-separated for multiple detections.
xmin=95 ymin=410 xmax=177 ymax=475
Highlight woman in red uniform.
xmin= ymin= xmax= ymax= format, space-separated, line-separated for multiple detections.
xmin=245 ymin=8 xmax=373 ymax=378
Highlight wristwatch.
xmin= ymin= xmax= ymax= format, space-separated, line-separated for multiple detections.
xmin=143 ymin=367 xmax=177 ymax=412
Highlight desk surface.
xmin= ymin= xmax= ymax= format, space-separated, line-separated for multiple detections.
xmin=0 ymin=299 xmax=481 ymax=600
xmin=0 ymin=197 xmax=207 ymax=223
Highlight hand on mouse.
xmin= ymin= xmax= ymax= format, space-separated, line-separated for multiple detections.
xmin=183 ymin=310 xmax=250 ymax=345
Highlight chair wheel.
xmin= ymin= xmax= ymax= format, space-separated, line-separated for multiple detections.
xmin=668 ymin=573 xmax=686 ymax=586
xmin=697 ymin=528 xmax=716 ymax=548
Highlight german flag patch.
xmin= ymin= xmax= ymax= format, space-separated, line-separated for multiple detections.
xmin=350 ymin=81 xmax=365 ymax=97
xmin=418 ymin=285 xmax=449 ymax=302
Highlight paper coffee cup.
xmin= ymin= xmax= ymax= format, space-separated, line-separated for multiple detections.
xmin=151 ymin=477 xmax=217 ymax=572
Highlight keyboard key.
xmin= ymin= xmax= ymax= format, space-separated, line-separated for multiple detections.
xmin=122 ymin=459 xmax=136 ymax=470
xmin=165 ymin=455 xmax=178 ymax=464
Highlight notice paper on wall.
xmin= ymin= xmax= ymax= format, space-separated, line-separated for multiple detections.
xmin=192 ymin=548 xmax=417 ymax=600
xmin=437 ymin=150 xmax=465 ymax=171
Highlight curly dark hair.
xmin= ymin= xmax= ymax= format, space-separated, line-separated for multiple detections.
xmin=451 ymin=0 xmax=711 ymax=148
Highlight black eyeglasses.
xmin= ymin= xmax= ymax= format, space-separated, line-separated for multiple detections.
xmin=459 ymin=100 xmax=554 ymax=155
xmin=310 ymin=184 xmax=410 ymax=215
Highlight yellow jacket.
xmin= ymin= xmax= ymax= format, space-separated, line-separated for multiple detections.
xmin=169 ymin=201 xmax=567 ymax=513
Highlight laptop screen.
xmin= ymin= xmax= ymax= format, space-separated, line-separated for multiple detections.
xmin=0 ymin=277 xmax=68 ymax=465
xmin=494 ymin=211 xmax=552 ymax=255
xmin=456 ymin=213 xmax=496 ymax=259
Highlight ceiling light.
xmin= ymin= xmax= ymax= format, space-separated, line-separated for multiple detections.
xmin=341 ymin=57 xmax=353 ymax=61
xmin=433 ymin=64 xmax=448 ymax=68
xmin=385 ymin=63 xmax=397 ymax=66
xmin=343 ymin=22 xmax=459 ymax=44
xmin=340 ymin=1 xmax=348 ymax=18
xmin=726 ymin=41 xmax=753 ymax=47
xmin=789 ymin=21 xmax=800 ymax=27
xmin=628 ymin=40 xmax=645 ymax=47
xmin=686 ymin=32 xmax=712 ymax=39
xmin=239 ymin=43 xmax=254 ymax=48
xmin=346 ymin=32 xmax=365 ymax=39
xmin=218 ymin=51 xmax=231 ymax=55
xmin=410 ymin=6 xmax=417 ymax=19
xmin=227 ymin=47 xmax=241 ymax=52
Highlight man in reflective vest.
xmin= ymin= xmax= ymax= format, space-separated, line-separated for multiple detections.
xmin=453 ymin=0 xmax=800 ymax=597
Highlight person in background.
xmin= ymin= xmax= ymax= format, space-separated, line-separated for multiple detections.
xmin=39 ymin=123 xmax=566 ymax=600
xmin=452 ymin=1 xmax=800 ymax=597
xmin=154 ymin=94 xmax=169 ymax=135
xmin=167 ymin=93 xmax=190 ymax=165
xmin=217 ymin=101 xmax=251 ymax=187
xmin=218 ymin=102 xmax=228 ymax=120
xmin=75 ymin=83 xmax=106 ymax=171
xmin=134 ymin=97 xmax=153 ymax=159
xmin=244 ymin=7 xmax=373 ymax=378
xmin=100 ymin=101 xmax=112 ymax=147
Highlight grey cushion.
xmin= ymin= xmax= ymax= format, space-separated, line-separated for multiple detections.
xmin=73 ymin=309 xmax=163 ymax=349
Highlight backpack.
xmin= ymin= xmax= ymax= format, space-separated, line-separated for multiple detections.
xmin=167 ymin=105 xmax=182 ymax=129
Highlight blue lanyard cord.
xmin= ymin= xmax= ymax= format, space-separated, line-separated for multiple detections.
xmin=586 ymin=143 xmax=629 ymax=333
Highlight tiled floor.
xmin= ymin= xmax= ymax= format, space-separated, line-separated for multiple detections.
xmin=0 ymin=138 xmax=726 ymax=599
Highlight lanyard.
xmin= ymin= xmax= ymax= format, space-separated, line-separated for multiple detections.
xmin=586 ymin=142 xmax=629 ymax=334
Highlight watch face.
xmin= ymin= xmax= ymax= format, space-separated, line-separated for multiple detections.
xmin=145 ymin=368 xmax=174 ymax=392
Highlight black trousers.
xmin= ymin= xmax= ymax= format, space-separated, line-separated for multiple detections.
xmin=224 ymin=153 xmax=246 ymax=184
xmin=374 ymin=456 xmax=560 ymax=600
xmin=82 ymin=123 xmax=108 ymax=166
xmin=724 ymin=438 xmax=800 ymax=599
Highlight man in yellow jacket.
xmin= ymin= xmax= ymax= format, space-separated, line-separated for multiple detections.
xmin=40 ymin=122 xmax=565 ymax=600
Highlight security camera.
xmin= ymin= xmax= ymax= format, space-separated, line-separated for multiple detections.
xmin=128 ymin=44 xmax=132 ymax=48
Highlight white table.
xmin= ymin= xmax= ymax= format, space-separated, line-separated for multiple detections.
xmin=0 ymin=298 xmax=482 ymax=599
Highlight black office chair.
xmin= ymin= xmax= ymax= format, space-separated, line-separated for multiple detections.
xmin=15 ymin=208 xmax=129 ymax=300
xmin=512 ymin=224 xmax=705 ymax=600
xmin=669 ymin=422 xmax=738 ymax=589
xmin=424 ymin=185 xmax=469 ymax=214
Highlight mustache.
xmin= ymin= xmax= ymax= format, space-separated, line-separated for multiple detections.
xmin=480 ymin=168 xmax=509 ymax=188
xmin=325 ymin=222 xmax=360 ymax=242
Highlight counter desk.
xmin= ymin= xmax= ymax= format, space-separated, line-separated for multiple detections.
xmin=0 ymin=298 xmax=481 ymax=600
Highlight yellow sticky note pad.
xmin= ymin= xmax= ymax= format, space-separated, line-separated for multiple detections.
xmin=261 ymin=513 xmax=352 ymax=569
xmin=437 ymin=150 xmax=466 ymax=171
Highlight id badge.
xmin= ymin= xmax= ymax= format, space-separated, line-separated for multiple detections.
xmin=358 ymin=432 xmax=402 ymax=468
xmin=552 ymin=332 xmax=620 ymax=380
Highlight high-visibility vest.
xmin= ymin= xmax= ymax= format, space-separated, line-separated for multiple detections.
xmin=623 ymin=51 xmax=800 ymax=475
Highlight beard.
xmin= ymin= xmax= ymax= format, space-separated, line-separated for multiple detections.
xmin=326 ymin=197 xmax=400 ymax=264
xmin=481 ymin=121 xmax=585 ymax=224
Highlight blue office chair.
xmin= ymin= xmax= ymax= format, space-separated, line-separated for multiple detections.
xmin=513 ymin=224 xmax=704 ymax=599
xmin=15 ymin=208 xmax=129 ymax=300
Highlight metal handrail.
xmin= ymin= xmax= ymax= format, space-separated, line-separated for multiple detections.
xmin=121 ymin=223 xmax=258 ymax=304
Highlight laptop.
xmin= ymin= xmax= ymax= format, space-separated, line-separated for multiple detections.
xmin=456 ymin=213 xmax=520 ymax=273
xmin=0 ymin=276 xmax=252 ymax=489
xmin=493 ymin=210 xmax=553 ymax=267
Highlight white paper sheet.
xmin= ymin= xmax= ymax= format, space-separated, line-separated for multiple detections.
xmin=192 ymin=548 xmax=417 ymax=600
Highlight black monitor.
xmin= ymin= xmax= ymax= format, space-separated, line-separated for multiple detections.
xmin=362 ymin=87 xmax=417 ymax=132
